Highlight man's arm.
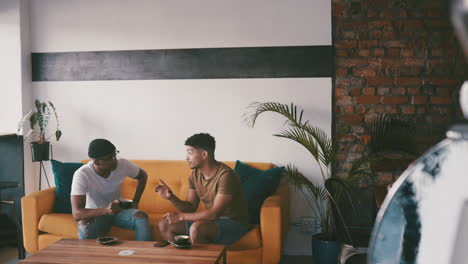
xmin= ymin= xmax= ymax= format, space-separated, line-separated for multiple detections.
xmin=155 ymin=179 xmax=200 ymax=213
xmin=164 ymin=193 xmax=231 ymax=224
xmin=71 ymin=195 xmax=119 ymax=221
xmin=169 ymin=189 xmax=200 ymax=213
xmin=132 ymin=168 xmax=148 ymax=207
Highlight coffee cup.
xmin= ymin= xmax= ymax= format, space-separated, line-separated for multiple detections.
xmin=119 ymin=198 xmax=133 ymax=209
xmin=174 ymin=235 xmax=190 ymax=246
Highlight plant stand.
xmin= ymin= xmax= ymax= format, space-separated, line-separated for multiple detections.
xmin=38 ymin=161 xmax=50 ymax=191
xmin=30 ymin=142 xmax=52 ymax=191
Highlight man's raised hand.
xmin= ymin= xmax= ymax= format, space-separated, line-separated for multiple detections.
xmin=154 ymin=179 xmax=174 ymax=200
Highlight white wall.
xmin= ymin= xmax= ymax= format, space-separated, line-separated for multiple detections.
xmin=0 ymin=0 xmax=24 ymax=135
xmin=28 ymin=0 xmax=331 ymax=255
xmin=30 ymin=0 xmax=331 ymax=52
xmin=0 ymin=0 xmax=34 ymax=194
xmin=20 ymin=0 xmax=34 ymax=196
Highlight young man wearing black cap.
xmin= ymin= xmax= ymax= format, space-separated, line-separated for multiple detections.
xmin=155 ymin=133 xmax=250 ymax=245
xmin=70 ymin=138 xmax=152 ymax=241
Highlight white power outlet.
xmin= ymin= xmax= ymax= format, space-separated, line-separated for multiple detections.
xmin=300 ymin=217 xmax=317 ymax=233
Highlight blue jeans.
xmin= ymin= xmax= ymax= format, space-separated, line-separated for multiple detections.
xmin=78 ymin=209 xmax=151 ymax=241
xmin=185 ymin=217 xmax=250 ymax=244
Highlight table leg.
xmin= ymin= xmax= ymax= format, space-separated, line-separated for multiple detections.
xmin=216 ymin=248 xmax=227 ymax=264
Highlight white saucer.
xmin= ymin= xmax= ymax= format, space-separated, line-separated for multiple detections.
xmin=171 ymin=242 xmax=191 ymax=249
xmin=118 ymin=250 xmax=135 ymax=256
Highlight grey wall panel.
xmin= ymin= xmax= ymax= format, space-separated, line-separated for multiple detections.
xmin=32 ymin=46 xmax=332 ymax=81
xmin=0 ymin=135 xmax=24 ymax=222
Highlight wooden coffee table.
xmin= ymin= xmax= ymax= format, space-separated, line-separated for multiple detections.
xmin=21 ymin=238 xmax=226 ymax=263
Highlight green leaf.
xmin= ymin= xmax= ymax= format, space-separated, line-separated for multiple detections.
xmin=243 ymin=102 xmax=304 ymax=128
xmin=346 ymin=156 xmax=373 ymax=184
xmin=367 ymin=113 xmax=418 ymax=156
xmin=17 ymin=110 xmax=33 ymax=133
xmin=55 ymin=130 xmax=62 ymax=141
xmin=29 ymin=113 xmax=37 ymax=130
xmin=34 ymin=99 xmax=41 ymax=111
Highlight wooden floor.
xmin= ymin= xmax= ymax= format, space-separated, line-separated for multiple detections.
xmin=280 ymin=255 xmax=313 ymax=263
xmin=281 ymin=254 xmax=367 ymax=263
xmin=0 ymin=247 xmax=22 ymax=264
xmin=1 ymin=246 xmax=368 ymax=264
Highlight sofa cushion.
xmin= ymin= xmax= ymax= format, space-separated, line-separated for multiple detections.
xmin=234 ymin=160 xmax=284 ymax=224
xmin=38 ymin=214 xmax=78 ymax=238
xmin=51 ymin=160 xmax=84 ymax=213
xmin=38 ymin=234 xmax=64 ymax=251
xmin=125 ymin=160 xmax=193 ymax=214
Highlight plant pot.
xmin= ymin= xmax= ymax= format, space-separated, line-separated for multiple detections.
xmin=30 ymin=141 xmax=50 ymax=162
xmin=312 ymin=233 xmax=341 ymax=264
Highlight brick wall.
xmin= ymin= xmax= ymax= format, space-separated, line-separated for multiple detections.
xmin=332 ymin=0 xmax=468 ymax=182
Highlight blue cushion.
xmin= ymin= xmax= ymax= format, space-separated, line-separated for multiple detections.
xmin=51 ymin=159 xmax=84 ymax=213
xmin=234 ymin=160 xmax=284 ymax=224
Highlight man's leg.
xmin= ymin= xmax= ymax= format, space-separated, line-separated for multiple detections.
xmin=158 ymin=219 xmax=186 ymax=242
xmin=113 ymin=209 xmax=152 ymax=241
xmin=189 ymin=220 xmax=217 ymax=244
xmin=204 ymin=217 xmax=250 ymax=245
xmin=77 ymin=215 xmax=113 ymax=239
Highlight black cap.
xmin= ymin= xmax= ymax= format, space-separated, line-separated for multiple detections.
xmin=88 ymin=139 xmax=116 ymax=159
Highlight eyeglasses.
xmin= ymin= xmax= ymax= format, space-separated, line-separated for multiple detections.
xmin=97 ymin=150 xmax=119 ymax=161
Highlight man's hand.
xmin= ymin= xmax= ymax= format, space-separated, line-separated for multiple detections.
xmin=155 ymin=179 xmax=174 ymax=200
xmin=163 ymin=212 xmax=183 ymax=224
xmin=106 ymin=200 xmax=121 ymax=215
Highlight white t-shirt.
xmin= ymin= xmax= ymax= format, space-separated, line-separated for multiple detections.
xmin=71 ymin=158 xmax=140 ymax=209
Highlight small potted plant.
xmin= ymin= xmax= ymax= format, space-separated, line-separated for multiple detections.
xmin=17 ymin=99 xmax=62 ymax=161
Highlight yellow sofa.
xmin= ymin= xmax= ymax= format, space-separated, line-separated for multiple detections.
xmin=22 ymin=160 xmax=290 ymax=264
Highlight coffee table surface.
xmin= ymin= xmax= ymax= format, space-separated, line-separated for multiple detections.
xmin=21 ymin=238 xmax=226 ymax=263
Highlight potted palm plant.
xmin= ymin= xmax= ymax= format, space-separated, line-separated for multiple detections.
xmin=17 ymin=99 xmax=62 ymax=161
xmin=244 ymin=103 xmax=419 ymax=263
xmin=244 ymin=102 xmax=345 ymax=263
xmin=346 ymin=113 xmax=419 ymax=207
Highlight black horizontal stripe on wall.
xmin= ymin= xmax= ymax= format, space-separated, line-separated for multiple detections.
xmin=32 ymin=45 xmax=332 ymax=81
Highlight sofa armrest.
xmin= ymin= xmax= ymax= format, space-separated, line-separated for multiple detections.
xmin=276 ymin=183 xmax=290 ymax=244
xmin=260 ymin=183 xmax=290 ymax=264
xmin=21 ymin=187 xmax=56 ymax=253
